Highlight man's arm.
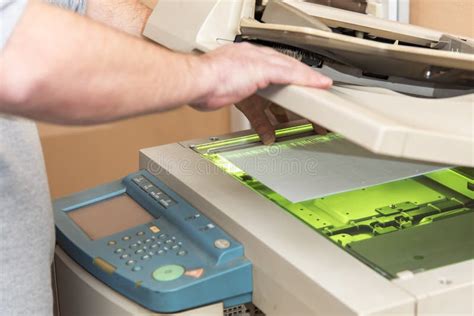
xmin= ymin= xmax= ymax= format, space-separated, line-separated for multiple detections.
xmin=0 ymin=0 xmax=331 ymax=125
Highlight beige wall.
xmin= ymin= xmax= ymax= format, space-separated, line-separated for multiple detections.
xmin=410 ymin=0 xmax=474 ymax=37
xmin=40 ymin=107 xmax=230 ymax=198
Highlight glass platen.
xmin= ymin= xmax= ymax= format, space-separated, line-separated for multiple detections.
xmin=196 ymin=125 xmax=474 ymax=278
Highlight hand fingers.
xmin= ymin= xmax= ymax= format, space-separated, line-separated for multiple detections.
xmin=312 ymin=122 xmax=329 ymax=135
xmin=266 ymin=56 xmax=333 ymax=89
xmin=252 ymin=45 xmax=333 ymax=89
xmin=232 ymin=43 xmax=332 ymax=89
xmin=236 ymin=95 xmax=276 ymax=145
xmin=254 ymin=113 xmax=276 ymax=145
xmin=195 ymin=42 xmax=332 ymax=112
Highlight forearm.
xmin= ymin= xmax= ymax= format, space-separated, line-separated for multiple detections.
xmin=85 ymin=0 xmax=153 ymax=37
xmin=0 ymin=0 xmax=208 ymax=125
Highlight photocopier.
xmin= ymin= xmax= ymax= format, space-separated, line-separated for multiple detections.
xmin=53 ymin=1 xmax=474 ymax=315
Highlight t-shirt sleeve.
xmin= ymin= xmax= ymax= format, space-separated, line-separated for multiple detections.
xmin=0 ymin=0 xmax=87 ymax=50
xmin=0 ymin=0 xmax=29 ymax=50
xmin=46 ymin=0 xmax=87 ymax=15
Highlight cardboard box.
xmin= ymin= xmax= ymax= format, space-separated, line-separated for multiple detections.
xmin=39 ymin=107 xmax=230 ymax=198
xmin=410 ymin=0 xmax=473 ymax=37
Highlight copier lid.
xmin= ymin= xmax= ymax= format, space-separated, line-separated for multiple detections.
xmin=259 ymin=84 xmax=473 ymax=167
xmin=143 ymin=0 xmax=474 ymax=166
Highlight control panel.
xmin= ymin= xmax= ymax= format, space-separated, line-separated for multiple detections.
xmin=54 ymin=170 xmax=252 ymax=313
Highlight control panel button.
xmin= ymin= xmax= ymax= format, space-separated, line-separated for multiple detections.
xmin=159 ymin=199 xmax=170 ymax=208
xmin=130 ymin=243 xmax=139 ymax=249
xmin=126 ymin=260 xmax=136 ymax=266
xmin=93 ymin=257 xmax=116 ymax=274
xmin=149 ymin=226 xmax=160 ymax=234
xmin=135 ymin=249 xmax=145 ymax=255
xmin=214 ymin=239 xmax=231 ymax=249
xmin=152 ymin=265 xmax=185 ymax=282
xmin=136 ymin=231 xmax=145 ymax=236
xmin=133 ymin=175 xmax=155 ymax=192
xmin=141 ymin=254 xmax=151 ymax=261
xmin=107 ymin=240 xmax=117 ymax=246
xmin=120 ymin=254 xmax=130 ymax=260
xmin=132 ymin=265 xmax=143 ymax=272
xmin=200 ymin=225 xmax=214 ymax=232
xmin=132 ymin=176 xmax=146 ymax=185
xmin=177 ymin=250 xmax=188 ymax=256
xmin=122 ymin=236 xmax=131 ymax=241
xmin=114 ymin=248 xmax=124 ymax=254
xmin=149 ymin=189 xmax=164 ymax=200
xmin=185 ymin=268 xmax=204 ymax=279
xmin=158 ymin=197 xmax=176 ymax=209
xmin=157 ymin=249 xmax=167 ymax=256
xmin=141 ymin=183 xmax=155 ymax=192
xmin=158 ymin=233 xmax=168 ymax=239
xmin=185 ymin=214 xmax=200 ymax=221
xmin=207 ymin=224 xmax=215 ymax=230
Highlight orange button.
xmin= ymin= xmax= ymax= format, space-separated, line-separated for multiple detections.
xmin=185 ymin=268 xmax=204 ymax=279
xmin=93 ymin=257 xmax=116 ymax=275
xmin=149 ymin=225 xmax=160 ymax=234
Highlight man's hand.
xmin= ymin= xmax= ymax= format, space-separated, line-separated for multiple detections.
xmin=189 ymin=43 xmax=332 ymax=111
xmin=236 ymin=95 xmax=328 ymax=145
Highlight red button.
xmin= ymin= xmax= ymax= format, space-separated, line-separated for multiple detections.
xmin=185 ymin=268 xmax=204 ymax=279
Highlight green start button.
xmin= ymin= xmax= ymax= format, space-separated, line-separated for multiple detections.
xmin=152 ymin=265 xmax=185 ymax=282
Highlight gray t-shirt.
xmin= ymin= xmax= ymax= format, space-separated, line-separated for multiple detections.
xmin=0 ymin=1 xmax=86 ymax=315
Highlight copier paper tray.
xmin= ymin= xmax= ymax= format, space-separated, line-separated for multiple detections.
xmin=195 ymin=125 xmax=474 ymax=279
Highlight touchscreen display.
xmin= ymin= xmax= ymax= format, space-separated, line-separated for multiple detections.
xmin=68 ymin=194 xmax=154 ymax=240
